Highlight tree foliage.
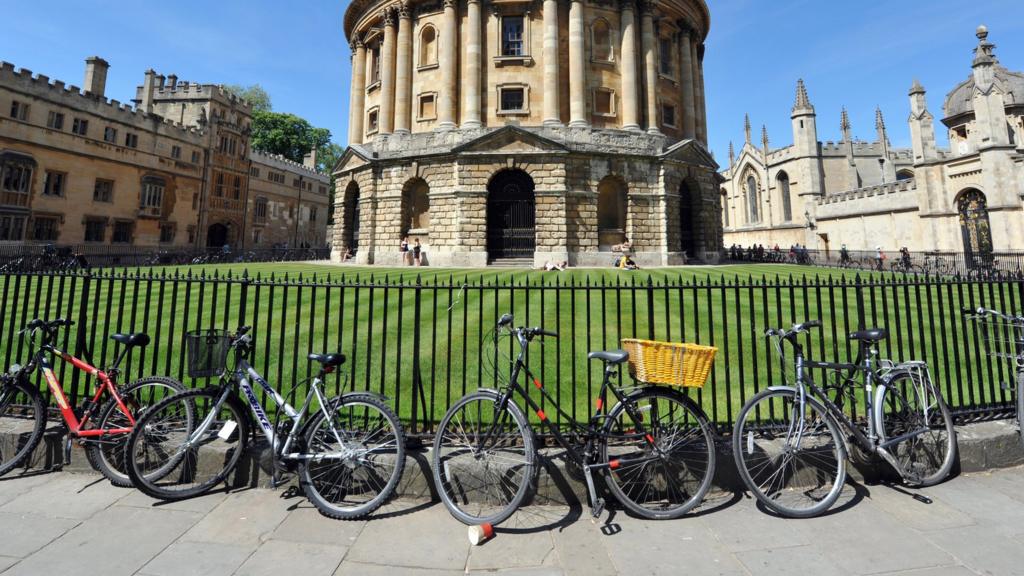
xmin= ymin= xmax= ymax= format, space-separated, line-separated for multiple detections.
xmin=223 ymin=84 xmax=272 ymax=113
xmin=250 ymin=111 xmax=332 ymax=164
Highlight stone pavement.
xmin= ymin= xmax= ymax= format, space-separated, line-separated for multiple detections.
xmin=1 ymin=468 xmax=1024 ymax=575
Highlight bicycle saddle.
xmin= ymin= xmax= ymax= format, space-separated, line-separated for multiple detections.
xmin=588 ymin=350 xmax=629 ymax=365
xmin=847 ymin=329 xmax=888 ymax=343
xmin=109 ymin=333 xmax=150 ymax=348
xmin=308 ymin=353 xmax=346 ymax=367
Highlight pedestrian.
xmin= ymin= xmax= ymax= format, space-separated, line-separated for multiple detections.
xmin=413 ymin=238 xmax=422 ymax=266
xmin=400 ymin=236 xmax=411 ymax=265
xmin=875 ymin=246 xmax=886 ymax=271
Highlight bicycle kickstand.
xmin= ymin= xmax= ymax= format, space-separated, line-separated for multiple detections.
xmin=63 ymin=436 xmax=73 ymax=467
xmin=582 ymin=465 xmax=605 ymax=523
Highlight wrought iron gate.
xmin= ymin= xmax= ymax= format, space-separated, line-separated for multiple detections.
xmin=958 ymin=189 xmax=993 ymax=268
xmin=487 ymin=170 xmax=536 ymax=259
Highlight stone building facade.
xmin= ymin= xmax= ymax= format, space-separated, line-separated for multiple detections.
xmin=333 ymin=0 xmax=721 ymax=267
xmin=0 ymin=57 xmax=330 ymax=250
xmin=721 ymin=26 xmax=1024 ymax=260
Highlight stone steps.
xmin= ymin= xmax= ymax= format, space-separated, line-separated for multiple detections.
xmin=488 ymin=258 xmax=533 ymax=268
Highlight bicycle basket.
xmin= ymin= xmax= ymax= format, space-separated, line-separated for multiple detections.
xmin=185 ymin=329 xmax=232 ymax=378
xmin=621 ymin=338 xmax=717 ymax=388
xmin=968 ymin=315 xmax=1024 ymax=369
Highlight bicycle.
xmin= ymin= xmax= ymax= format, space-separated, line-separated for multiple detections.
xmin=125 ymin=326 xmax=405 ymax=519
xmin=921 ymin=255 xmax=953 ymax=276
xmin=0 ymin=318 xmax=185 ymax=485
xmin=431 ymin=314 xmax=717 ymax=526
xmin=732 ymin=320 xmax=957 ymax=518
xmin=963 ymin=307 xmax=1024 ymax=445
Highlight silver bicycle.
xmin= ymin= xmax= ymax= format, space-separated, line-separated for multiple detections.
xmin=125 ymin=326 xmax=405 ymax=519
xmin=964 ymin=307 xmax=1024 ymax=445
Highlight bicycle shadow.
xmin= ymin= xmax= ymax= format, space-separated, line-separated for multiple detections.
xmin=752 ymin=478 xmax=868 ymax=518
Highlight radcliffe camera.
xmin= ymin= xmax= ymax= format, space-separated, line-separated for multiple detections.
xmin=0 ymin=2 xmax=1023 ymax=575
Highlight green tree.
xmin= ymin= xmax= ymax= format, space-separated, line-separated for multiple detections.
xmin=223 ymin=84 xmax=273 ymax=113
xmin=316 ymin=143 xmax=345 ymax=221
xmin=250 ymin=111 xmax=332 ymax=164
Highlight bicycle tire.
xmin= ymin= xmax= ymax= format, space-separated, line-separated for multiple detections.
xmin=299 ymin=393 xmax=406 ymax=519
xmin=432 ymin=390 xmax=535 ymax=526
xmin=85 ymin=376 xmax=188 ymax=487
xmin=733 ymin=388 xmax=847 ymax=518
xmin=126 ymin=388 xmax=249 ymax=501
xmin=1017 ymin=373 xmax=1024 ymax=448
xmin=601 ymin=387 xmax=716 ymax=519
xmin=0 ymin=377 xmax=46 ymax=477
xmin=875 ymin=372 xmax=956 ymax=487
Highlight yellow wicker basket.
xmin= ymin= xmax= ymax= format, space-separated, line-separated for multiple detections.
xmin=620 ymin=338 xmax=717 ymax=388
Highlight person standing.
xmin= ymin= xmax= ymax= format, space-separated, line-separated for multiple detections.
xmin=400 ymin=236 xmax=411 ymax=265
xmin=413 ymin=238 xmax=422 ymax=266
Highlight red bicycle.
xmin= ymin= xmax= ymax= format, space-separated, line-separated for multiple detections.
xmin=0 ymin=318 xmax=185 ymax=485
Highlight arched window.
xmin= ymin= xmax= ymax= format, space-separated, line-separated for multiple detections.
xmin=343 ymin=181 xmax=360 ymax=252
xmin=418 ymin=25 xmax=437 ymax=68
xmin=721 ymin=188 xmax=729 ymax=228
xmin=896 ymin=169 xmax=915 ymax=181
xmin=591 ymin=18 xmax=612 ymax=62
xmin=777 ymin=171 xmax=792 ymax=222
xmin=403 ymin=179 xmax=430 ymax=234
xmin=745 ymin=174 xmax=760 ymax=224
xmin=597 ymin=176 xmax=627 ymax=249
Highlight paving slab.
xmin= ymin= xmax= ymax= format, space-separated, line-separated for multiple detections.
xmin=0 ymin=473 xmax=125 ymax=520
xmin=268 ymin=503 xmax=365 ymax=547
xmin=345 ymin=504 xmax=470 ymax=571
xmin=179 ymin=489 xmax=290 ymax=547
xmin=923 ymin=524 xmax=1024 ymax=576
xmin=879 ymin=567 xmax=979 ymax=576
xmin=233 ymin=540 xmax=346 ymax=576
xmin=549 ymin=517 xmax=617 ymax=576
xmin=468 ymin=529 xmax=554 ymax=571
xmin=139 ymin=541 xmax=255 ymax=576
xmin=863 ymin=484 xmax=976 ymax=532
xmin=601 ymin=512 xmax=747 ymax=576
xmin=0 ymin=512 xmax=79 ymax=558
xmin=0 ymin=557 xmax=17 ymax=573
xmin=0 ymin=473 xmax=55 ymax=507
xmin=115 ymin=485 xmax=230 ymax=514
xmin=3 ymin=505 xmax=201 ymax=576
xmin=334 ymin=561 xmax=463 ymax=576
xmin=734 ymin=544 xmax=855 ymax=576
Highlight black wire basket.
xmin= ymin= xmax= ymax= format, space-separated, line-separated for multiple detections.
xmin=185 ymin=329 xmax=232 ymax=378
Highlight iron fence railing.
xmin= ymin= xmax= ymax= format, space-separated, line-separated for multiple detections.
xmin=724 ymin=245 xmax=1024 ymax=277
xmin=1 ymin=269 xmax=1022 ymax=436
xmin=0 ymin=245 xmax=329 ymax=271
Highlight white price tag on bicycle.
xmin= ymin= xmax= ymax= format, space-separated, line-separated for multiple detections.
xmin=218 ymin=420 xmax=237 ymax=440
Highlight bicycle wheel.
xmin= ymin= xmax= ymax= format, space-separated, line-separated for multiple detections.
xmin=1017 ymin=373 xmax=1024 ymax=447
xmin=875 ymin=372 xmax=956 ymax=487
xmin=300 ymin=393 xmax=406 ymax=519
xmin=432 ymin=390 xmax=535 ymax=526
xmin=0 ymin=377 xmax=46 ymax=477
xmin=601 ymin=387 xmax=716 ymax=519
xmin=85 ymin=376 xmax=187 ymax=487
xmin=733 ymin=388 xmax=847 ymax=518
xmin=126 ymin=388 xmax=249 ymax=500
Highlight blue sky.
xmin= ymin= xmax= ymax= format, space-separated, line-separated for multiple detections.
xmin=3 ymin=0 xmax=1023 ymax=164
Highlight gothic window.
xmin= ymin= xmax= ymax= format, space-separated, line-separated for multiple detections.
xmin=0 ymin=215 xmax=25 ymax=241
xmin=502 ymin=16 xmax=525 ymax=56
xmin=591 ymin=18 xmax=612 ymax=62
xmin=47 ymin=111 xmax=65 ymax=130
xmin=721 ymin=189 xmax=729 ymax=228
xmin=94 ymin=179 xmax=114 ymax=202
xmin=254 ymin=197 xmax=268 ymax=223
xmin=419 ymin=25 xmax=438 ymax=68
xmin=31 ymin=216 xmax=59 ymax=241
xmin=0 ymin=153 xmax=34 ymax=203
xmin=746 ymin=174 xmax=760 ymax=224
xmin=43 ymin=171 xmax=66 ymax=197
xmin=896 ymin=169 xmax=914 ymax=181
xmin=777 ymin=171 xmax=792 ymax=222
xmin=141 ymin=176 xmax=165 ymax=210
xmin=597 ymin=177 xmax=627 ymax=248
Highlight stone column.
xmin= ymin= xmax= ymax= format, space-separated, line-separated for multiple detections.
xmin=394 ymin=3 xmax=413 ymax=133
xmin=640 ymin=1 xmax=658 ymax=134
xmin=697 ymin=46 xmax=708 ymax=143
xmin=348 ymin=38 xmax=367 ymax=144
xmin=690 ymin=38 xmax=706 ymax=143
xmin=619 ymin=0 xmax=640 ymax=131
xmin=568 ymin=0 xmax=587 ymax=127
xmin=379 ymin=8 xmax=397 ymax=134
xmin=542 ymin=0 xmax=561 ymax=126
xmin=677 ymin=26 xmax=696 ymax=140
xmin=437 ymin=0 xmax=458 ymax=130
xmin=463 ymin=0 xmax=482 ymax=128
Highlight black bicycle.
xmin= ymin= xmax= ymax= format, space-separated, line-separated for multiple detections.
xmin=733 ymin=320 xmax=957 ymax=518
xmin=431 ymin=314 xmax=717 ymax=526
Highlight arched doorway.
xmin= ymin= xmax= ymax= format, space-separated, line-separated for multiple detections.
xmin=343 ymin=181 xmax=360 ymax=253
xmin=679 ymin=181 xmax=699 ymax=259
xmin=957 ymin=189 xmax=993 ymax=267
xmin=486 ymin=169 xmax=535 ymax=260
xmin=206 ymin=223 xmax=230 ymax=248
xmin=401 ymin=178 xmax=430 ymax=237
xmin=597 ymin=176 xmax=627 ymax=250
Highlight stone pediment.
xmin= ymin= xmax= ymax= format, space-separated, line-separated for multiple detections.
xmin=661 ymin=139 xmax=718 ymax=169
xmin=333 ymin=145 xmax=372 ymax=174
xmin=452 ymin=126 xmax=568 ymax=155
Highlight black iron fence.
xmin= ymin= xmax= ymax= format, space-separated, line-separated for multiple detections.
xmin=725 ymin=245 xmax=1024 ymax=277
xmin=0 ymin=244 xmax=330 ymax=271
xmin=1 ymin=269 xmax=1022 ymax=436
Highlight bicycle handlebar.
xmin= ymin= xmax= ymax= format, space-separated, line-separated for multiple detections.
xmin=964 ymin=307 xmax=1024 ymax=322
xmin=19 ymin=318 xmax=74 ymax=338
xmin=494 ymin=314 xmax=557 ymax=339
xmin=764 ymin=320 xmax=821 ymax=339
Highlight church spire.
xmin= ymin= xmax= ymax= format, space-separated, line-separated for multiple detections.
xmin=728 ymin=141 xmax=735 ymax=166
xmin=874 ymin=106 xmax=885 ymax=132
xmin=793 ymin=79 xmax=813 ymax=113
xmin=840 ymin=107 xmax=852 ymax=141
xmin=761 ymin=124 xmax=769 ymax=151
xmin=972 ymin=25 xmax=998 ymax=67
xmin=744 ymin=114 xmax=752 ymax=145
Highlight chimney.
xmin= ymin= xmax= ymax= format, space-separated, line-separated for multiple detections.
xmin=167 ymin=74 xmax=178 ymax=90
xmin=157 ymin=74 xmax=166 ymax=89
xmin=141 ymin=69 xmax=156 ymax=112
xmin=303 ymin=149 xmax=318 ymax=170
xmin=83 ymin=56 xmax=110 ymax=97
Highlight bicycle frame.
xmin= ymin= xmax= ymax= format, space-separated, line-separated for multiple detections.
xmin=30 ymin=344 xmax=135 ymax=438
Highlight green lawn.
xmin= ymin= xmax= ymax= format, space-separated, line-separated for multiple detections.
xmin=0 ymin=262 xmax=1017 ymax=432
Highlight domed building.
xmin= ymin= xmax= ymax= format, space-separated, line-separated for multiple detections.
xmin=720 ymin=26 xmax=1024 ymax=262
xmin=332 ymin=0 xmax=721 ymax=267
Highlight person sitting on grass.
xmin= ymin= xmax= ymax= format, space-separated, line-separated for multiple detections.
xmin=543 ymin=260 xmax=568 ymax=272
xmin=617 ymin=255 xmax=639 ymax=270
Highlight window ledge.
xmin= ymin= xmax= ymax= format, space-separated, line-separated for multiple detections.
xmin=497 ymin=109 xmax=530 ymax=117
xmin=416 ymin=63 xmax=439 ymax=72
xmin=407 ymin=227 xmax=429 ymax=235
xmin=366 ymin=81 xmax=381 ymax=93
xmin=591 ymin=58 xmax=615 ymax=67
xmin=658 ymin=73 xmax=678 ymax=84
xmin=494 ymin=55 xmax=533 ymax=67
xmin=416 ymin=115 xmax=437 ymax=122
